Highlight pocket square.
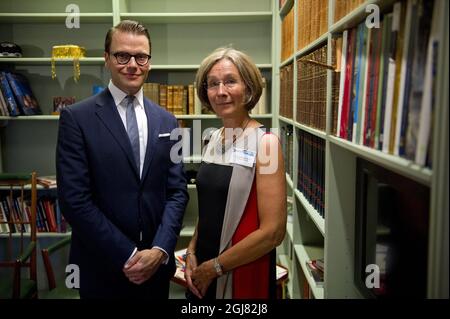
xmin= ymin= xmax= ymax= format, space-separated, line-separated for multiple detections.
xmin=158 ymin=133 xmax=171 ymax=137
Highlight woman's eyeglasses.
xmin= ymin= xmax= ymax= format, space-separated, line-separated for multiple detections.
xmin=205 ymin=79 xmax=240 ymax=91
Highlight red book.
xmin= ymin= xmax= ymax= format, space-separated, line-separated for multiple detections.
xmin=339 ymin=27 xmax=356 ymax=139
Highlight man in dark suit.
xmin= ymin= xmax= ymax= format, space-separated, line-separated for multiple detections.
xmin=56 ymin=20 xmax=188 ymax=299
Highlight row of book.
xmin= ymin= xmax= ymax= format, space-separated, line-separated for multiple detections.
xmin=296 ymin=44 xmax=328 ymax=132
xmin=0 ymin=196 xmax=69 ymax=234
xmin=0 ymin=71 xmax=42 ymax=116
xmin=280 ymin=0 xmax=362 ymax=28
xmin=36 ymin=175 xmax=57 ymax=189
xmin=281 ymin=0 xmax=328 ymax=60
xmin=279 ymin=44 xmax=328 ymax=132
xmin=143 ymin=79 xmax=268 ymax=116
xmin=297 ymin=0 xmax=328 ymax=51
xmin=332 ymin=0 xmax=437 ymax=167
xmin=334 ymin=0 xmax=365 ymax=23
xmin=306 ymin=258 xmax=324 ymax=288
xmin=279 ymin=63 xmax=294 ymax=119
xmin=143 ymin=83 xmax=196 ymax=116
xmin=297 ymin=130 xmax=325 ymax=217
xmin=281 ymin=6 xmax=294 ymax=62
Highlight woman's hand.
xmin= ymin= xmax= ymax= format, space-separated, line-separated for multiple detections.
xmin=184 ymin=253 xmax=202 ymax=298
xmin=190 ymin=259 xmax=217 ymax=297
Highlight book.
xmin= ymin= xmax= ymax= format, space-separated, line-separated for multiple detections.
xmin=37 ymin=175 xmax=57 ymax=188
xmin=375 ymin=13 xmax=393 ymax=150
xmin=0 ymin=71 xmax=20 ymax=116
xmin=173 ymin=248 xmax=188 ymax=287
xmin=355 ymin=23 xmax=370 ymax=145
xmin=363 ymin=22 xmax=382 ymax=146
xmin=336 ymin=30 xmax=348 ymax=136
xmin=404 ymin=0 xmax=434 ymax=161
xmin=53 ymin=96 xmax=75 ymax=114
xmin=312 ymin=258 xmax=324 ymax=272
xmin=6 ymin=72 xmax=42 ymax=115
xmin=382 ymin=2 xmax=402 ymax=153
xmin=393 ymin=0 xmax=415 ymax=155
xmin=415 ymin=0 xmax=440 ymax=166
xmin=306 ymin=261 xmax=324 ymax=287
xmin=339 ymin=27 xmax=356 ymax=138
xmin=0 ymin=86 xmax=8 ymax=116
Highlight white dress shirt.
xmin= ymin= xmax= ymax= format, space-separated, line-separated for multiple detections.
xmin=108 ymin=81 xmax=147 ymax=178
xmin=107 ymin=81 xmax=168 ymax=266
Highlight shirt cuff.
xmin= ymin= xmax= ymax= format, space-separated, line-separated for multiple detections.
xmin=124 ymin=247 xmax=138 ymax=267
xmin=153 ymin=246 xmax=169 ymax=265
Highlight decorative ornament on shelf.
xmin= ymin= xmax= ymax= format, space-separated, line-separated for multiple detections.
xmin=0 ymin=41 xmax=23 ymax=57
xmin=51 ymin=45 xmax=86 ymax=82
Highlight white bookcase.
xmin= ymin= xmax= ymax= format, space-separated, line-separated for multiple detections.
xmin=0 ymin=0 xmax=276 ymax=240
xmin=274 ymin=0 xmax=448 ymax=299
xmin=1 ymin=0 xmax=447 ymax=299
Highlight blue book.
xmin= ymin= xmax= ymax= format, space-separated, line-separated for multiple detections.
xmin=350 ymin=23 xmax=365 ymax=142
xmin=0 ymin=72 xmax=20 ymax=116
xmin=6 ymin=72 xmax=41 ymax=115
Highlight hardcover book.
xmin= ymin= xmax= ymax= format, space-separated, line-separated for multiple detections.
xmin=6 ymin=72 xmax=42 ymax=115
xmin=53 ymin=96 xmax=75 ymax=114
xmin=0 ymin=72 xmax=20 ymax=116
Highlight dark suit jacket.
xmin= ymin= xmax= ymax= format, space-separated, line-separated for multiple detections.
xmin=56 ymin=88 xmax=188 ymax=298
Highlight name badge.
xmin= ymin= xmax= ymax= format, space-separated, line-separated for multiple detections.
xmin=230 ymin=147 xmax=256 ymax=167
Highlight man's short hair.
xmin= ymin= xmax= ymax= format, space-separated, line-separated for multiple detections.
xmin=104 ymin=20 xmax=151 ymax=54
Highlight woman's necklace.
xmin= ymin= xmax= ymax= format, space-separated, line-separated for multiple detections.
xmin=220 ymin=118 xmax=251 ymax=154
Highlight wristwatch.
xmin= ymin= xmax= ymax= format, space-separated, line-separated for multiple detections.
xmin=213 ymin=257 xmax=223 ymax=277
xmin=183 ymin=251 xmax=195 ymax=262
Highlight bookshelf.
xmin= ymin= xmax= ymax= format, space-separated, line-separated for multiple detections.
xmin=0 ymin=0 xmax=276 ymax=245
xmin=275 ymin=0 xmax=448 ymax=299
xmin=1 ymin=0 xmax=447 ymax=299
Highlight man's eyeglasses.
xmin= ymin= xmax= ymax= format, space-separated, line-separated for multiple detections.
xmin=111 ymin=51 xmax=151 ymax=66
xmin=205 ymin=79 xmax=240 ymax=91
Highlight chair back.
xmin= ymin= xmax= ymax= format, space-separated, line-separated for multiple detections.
xmin=0 ymin=172 xmax=37 ymax=299
xmin=40 ymin=235 xmax=79 ymax=299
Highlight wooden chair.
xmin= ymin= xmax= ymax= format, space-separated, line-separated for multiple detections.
xmin=40 ymin=235 xmax=79 ymax=299
xmin=0 ymin=172 xmax=37 ymax=299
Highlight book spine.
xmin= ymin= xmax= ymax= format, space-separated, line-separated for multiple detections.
xmin=0 ymin=72 xmax=20 ymax=116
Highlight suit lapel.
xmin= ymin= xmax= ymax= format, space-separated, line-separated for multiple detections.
xmin=141 ymin=99 xmax=160 ymax=183
xmin=95 ymin=89 xmax=140 ymax=179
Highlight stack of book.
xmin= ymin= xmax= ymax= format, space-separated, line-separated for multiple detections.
xmin=306 ymin=258 xmax=324 ymax=287
xmin=37 ymin=176 xmax=57 ymax=188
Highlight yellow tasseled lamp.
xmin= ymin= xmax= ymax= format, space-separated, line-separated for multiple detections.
xmin=51 ymin=45 xmax=86 ymax=82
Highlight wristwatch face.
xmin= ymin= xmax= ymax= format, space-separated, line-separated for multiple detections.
xmin=214 ymin=258 xmax=223 ymax=276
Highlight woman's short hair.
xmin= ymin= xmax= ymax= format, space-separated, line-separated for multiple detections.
xmin=195 ymin=47 xmax=263 ymax=111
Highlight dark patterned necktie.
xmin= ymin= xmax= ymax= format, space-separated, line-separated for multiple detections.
xmin=126 ymin=95 xmax=140 ymax=172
